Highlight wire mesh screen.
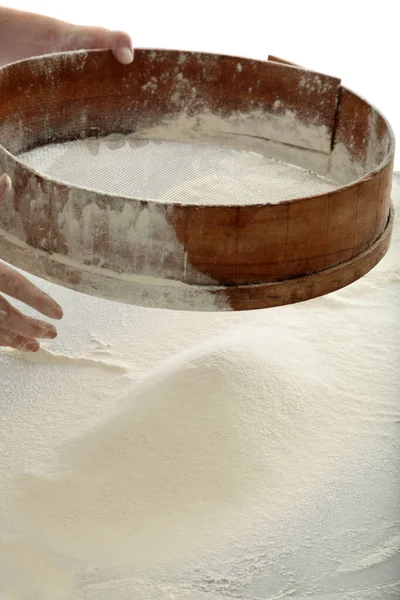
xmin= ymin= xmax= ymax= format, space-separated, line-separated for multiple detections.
xmin=18 ymin=137 xmax=338 ymax=205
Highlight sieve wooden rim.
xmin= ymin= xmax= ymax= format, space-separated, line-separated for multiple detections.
xmin=0 ymin=49 xmax=395 ymax=311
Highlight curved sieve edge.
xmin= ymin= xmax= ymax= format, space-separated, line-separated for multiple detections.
xmin=0 ymin=205 xmax=393 ymax=312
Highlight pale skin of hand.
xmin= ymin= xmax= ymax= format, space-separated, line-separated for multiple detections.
xmin=0 ymin=7 xmax=134 ymax=351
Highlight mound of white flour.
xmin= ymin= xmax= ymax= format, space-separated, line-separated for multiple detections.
xmin=0 ymin=179 xmax=399 ymax=599
xmin=12 ymin=328 xmax=341 ymax=568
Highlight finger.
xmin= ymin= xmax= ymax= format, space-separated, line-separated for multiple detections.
xmin=107 ymin=31 xmax=134 ymax=64
xmin=0 ymin=327 xmax=39 ymax=352
xmin=0 ymin=262 xmax=63 ymax=320
xmin=0 ymin=174 xmax=12 ymax=202
xmin=61 ymin=26 xmax=133 ymax=65
xmin=0 ymin=294 xmax=57 ymax=339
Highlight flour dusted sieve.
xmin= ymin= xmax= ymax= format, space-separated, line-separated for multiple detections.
xmin=0 ymin=50 xmax=395 ymax=311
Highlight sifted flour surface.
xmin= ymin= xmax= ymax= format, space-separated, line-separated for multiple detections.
xmin=18 ymin=136 xmax=338 ymax=205
xmin=0 ymin=179 xmax=399 ymax=599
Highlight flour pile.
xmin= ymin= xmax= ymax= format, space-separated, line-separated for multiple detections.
xmin=11 ymin=328 xmax=342 ymax=568
xmin=0 ymin=179 xmax=399 ymax=599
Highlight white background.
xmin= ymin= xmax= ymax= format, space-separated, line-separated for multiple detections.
xmin=3 ymin=0 xmax=399 ymax=170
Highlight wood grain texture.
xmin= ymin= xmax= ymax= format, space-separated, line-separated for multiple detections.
xmin=0 ymin=49 xmax=395 ymax=311
xmin=222 ymin=206 xmax=394 ymax=311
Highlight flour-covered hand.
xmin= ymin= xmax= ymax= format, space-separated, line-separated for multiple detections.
xmin=0 ymin=175 xmax=62 ymax=352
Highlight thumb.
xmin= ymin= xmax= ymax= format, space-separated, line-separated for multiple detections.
xmin=0 ymin=174 xmax=12 ymax=203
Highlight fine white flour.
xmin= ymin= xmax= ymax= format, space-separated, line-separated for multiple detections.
xmin=0 ymin=173 xmax=398 ymax=600
xmin=9 ymin=328 xmax=348 ymax=568
xmin=18 ymin=136 xmax=338 ymax=205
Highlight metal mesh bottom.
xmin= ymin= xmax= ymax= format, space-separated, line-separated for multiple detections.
xmin=18 ymin=137 xmax=338 ymax=205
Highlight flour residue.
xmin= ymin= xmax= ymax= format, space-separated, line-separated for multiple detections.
xmin=337 ymin=534 xmax=400 ymax=574
xmin=18 ymin=136 xmax=338 ymax=206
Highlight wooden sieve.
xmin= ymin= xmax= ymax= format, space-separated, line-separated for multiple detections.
xmin=0 ymin=50 xmax=395 ymax=311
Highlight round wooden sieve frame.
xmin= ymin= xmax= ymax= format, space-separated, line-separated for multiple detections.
xmin=0 ymin=50 xmax=395 ymax=311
